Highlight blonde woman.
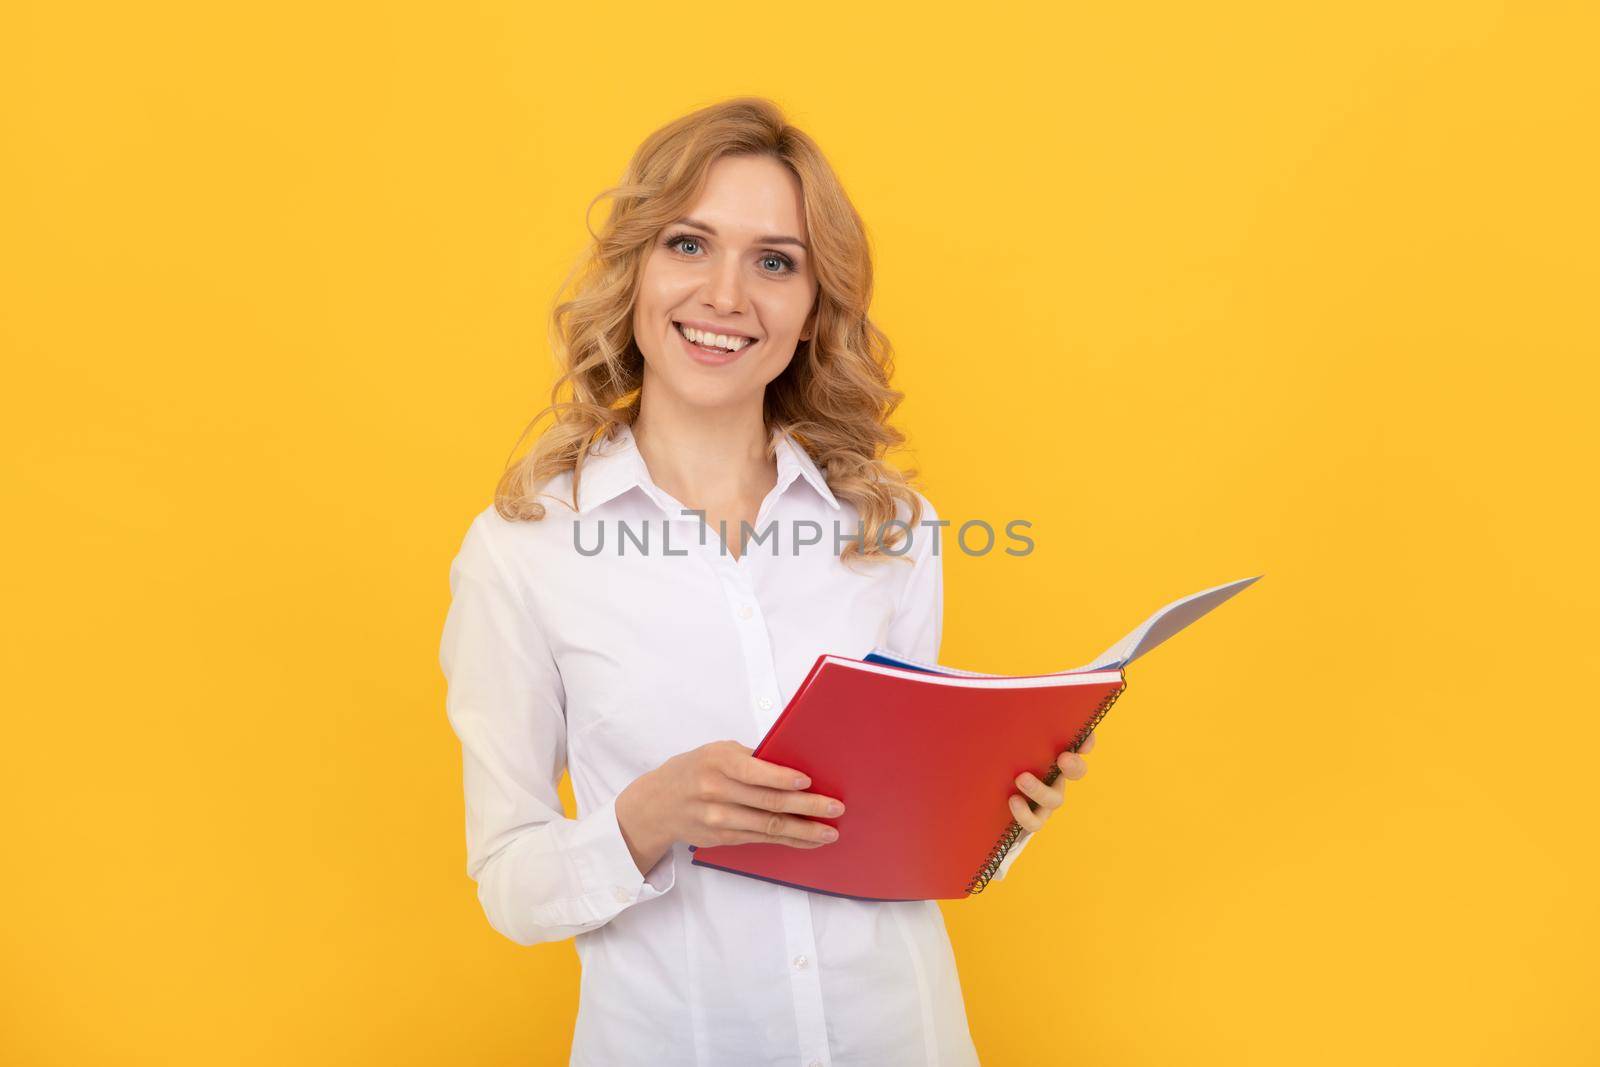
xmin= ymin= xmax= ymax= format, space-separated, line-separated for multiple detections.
xmin=439 ymin=97 xmax=1093 ymax=1066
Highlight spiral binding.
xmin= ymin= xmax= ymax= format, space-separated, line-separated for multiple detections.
xmin=965 ymin=676 xmax=1128 ymax=895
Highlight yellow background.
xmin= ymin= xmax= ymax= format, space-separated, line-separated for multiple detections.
xmin=4 ymin=1 xmax=1595 ymax=1063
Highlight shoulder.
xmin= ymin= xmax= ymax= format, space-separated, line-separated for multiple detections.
xmin=450 ymin=497 xmax=579 ymax=581
xmin=883 ymin=487 xmax=942 ymax=561
xmin=897 ymin=486 xmax=939 ymax=524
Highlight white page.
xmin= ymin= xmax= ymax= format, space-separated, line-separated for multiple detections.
xmin=868 ymin=574 xmax=1262 ymax=676
xmin=1071 ymin=574 xmax=1262 ymax=671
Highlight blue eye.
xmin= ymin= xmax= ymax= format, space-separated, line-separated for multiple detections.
xmin=663 ymin=233 xmax=797 ymax=276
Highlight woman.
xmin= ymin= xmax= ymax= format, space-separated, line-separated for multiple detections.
xmin=439 ymin=97 xmax=1093 ymax=1066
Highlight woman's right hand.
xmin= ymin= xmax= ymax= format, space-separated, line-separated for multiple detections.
xmin=615 ymin=740 xmax=845 ymax=877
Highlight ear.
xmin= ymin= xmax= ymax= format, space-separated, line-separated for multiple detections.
xmin=800 ymin=306 xmax=818 ymax=343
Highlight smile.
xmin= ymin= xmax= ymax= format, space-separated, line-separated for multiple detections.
xmin=674 ymin=321 xmax=758 ymax=364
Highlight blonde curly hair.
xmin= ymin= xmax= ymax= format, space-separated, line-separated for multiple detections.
xmin=494 ymin=96 xmax=926 ymax=564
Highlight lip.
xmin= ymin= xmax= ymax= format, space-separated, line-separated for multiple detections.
xmin=674 ymin=318 xmax=759 ymax=340
xmin=674 ymin=321 xmax=758 ymax=366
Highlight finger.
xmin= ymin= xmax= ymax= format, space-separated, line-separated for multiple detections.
xmin=1079 ymin=731 xmax=1097 ymax=755
xmin=714 ymin=826 xmax=832 ymax=848
xmin=729 ymin=747 xmax=814 ymax=790
xmin=723 ymin=778 xmax=846 ymax=820
xmin=1056 ymin=751 xmax=1089 ymax=780
xmin=1008 ymin=792 xmax=1046 ymax=833
xmin=1014 ymin=771 xmax=1064 ymax=811
xmin=714 ymin=803 xmax=840 ymax=846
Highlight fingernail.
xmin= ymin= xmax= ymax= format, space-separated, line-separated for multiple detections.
xmin=821 ymin=827 xmax=839 ymax=842
xmin=794 ymin=776 xmax=810 ymax=788
xmin=827 ymin=802 xmax=844 ymax=815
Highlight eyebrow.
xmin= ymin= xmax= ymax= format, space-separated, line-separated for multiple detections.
xmin=672 ymin=217 xmax=808 ymax=251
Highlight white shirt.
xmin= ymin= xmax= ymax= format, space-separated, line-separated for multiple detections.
xmin=438 ymin=421 xmax=1033 ymax=1066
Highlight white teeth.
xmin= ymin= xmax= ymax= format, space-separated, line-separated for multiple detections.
xmin=677 ymin=323 xmax=751 ymax=352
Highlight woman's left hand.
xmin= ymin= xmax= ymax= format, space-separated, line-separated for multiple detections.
xmin=1007 ymin=730 xmax=1096 ymax=833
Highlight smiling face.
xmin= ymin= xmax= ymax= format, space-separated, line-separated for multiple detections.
xmin=632 ymin=153 xmax=819 ymax=415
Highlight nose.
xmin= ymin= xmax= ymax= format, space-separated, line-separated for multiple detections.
xmin=699 ymin=249 xmax=748 ymax=316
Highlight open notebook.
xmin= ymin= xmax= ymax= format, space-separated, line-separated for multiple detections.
xmin=689 ymin=575 xmax=1263 ymax=901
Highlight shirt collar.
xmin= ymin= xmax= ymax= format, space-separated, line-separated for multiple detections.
xmin=571 ymin=421 xmax=841 ymax=516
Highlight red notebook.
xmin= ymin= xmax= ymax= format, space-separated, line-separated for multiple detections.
xmin=688 ymin=574 xmax=1263 ymax=901
xmin=689 ymin=657 xmax=1124 ymax=900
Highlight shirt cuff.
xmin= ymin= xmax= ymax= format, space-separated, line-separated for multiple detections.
xmin=577 ymin=793 xmax=678 ymax=909
xmin=992 ymin=829 xmax=1034 ymax=881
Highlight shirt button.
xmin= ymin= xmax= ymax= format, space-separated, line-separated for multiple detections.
xmin=737 ymin=604 xmax=753 ymax=619
xmin=793 ymin=954 xmax=808 ymax=970
xmin=612 ymin=887 xmax=631 ymax=903
xmin=757 ymin=696 xmax=773 ymax=711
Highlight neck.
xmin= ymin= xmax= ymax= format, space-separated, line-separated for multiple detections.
xmin=630 ymin=391 xmax=776 ymax=513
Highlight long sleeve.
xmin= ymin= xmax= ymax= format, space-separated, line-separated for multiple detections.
xmin=439 ymin=517 xmax=676 ymax=946
xmin=881 ymin=493 xmax=1034 ymax=883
